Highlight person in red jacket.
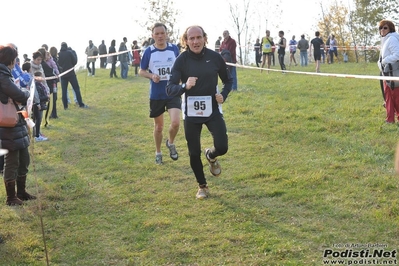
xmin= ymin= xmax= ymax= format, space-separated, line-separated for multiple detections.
xmin=220 ymin=30 xmax=237 ymax=91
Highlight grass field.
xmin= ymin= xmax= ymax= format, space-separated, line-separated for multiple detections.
xmin=0 ymin=62 xmax=398 ymax=266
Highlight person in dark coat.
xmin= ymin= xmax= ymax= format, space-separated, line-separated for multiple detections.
xmin=0 ymin=45 xmax=35 ymax=206
xmin=108 ymin=39 xmax=117 ymax=78
xmin=98 ymin=40 xmax=107 ymax=69
xmin=58 ymin=42 xmax=88 ymax=109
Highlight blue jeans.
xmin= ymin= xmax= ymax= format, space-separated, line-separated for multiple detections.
xmin=61 ymin=74 xmax=85 ymax=108
xmin=120 ymin=62 xmax=129 ymax=79
xmin=230 ymin=66 xmax=237 ymax=90
xmin=86 ymin=61 xmax=95 ymax=75
xmin=300 ymin=51 xmax=308 ymax=66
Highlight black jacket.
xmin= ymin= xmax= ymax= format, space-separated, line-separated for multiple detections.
xmin=0 ymin=64 xmax=30 ymax=151
xmin=108 ymin=45 xmax=117 ymax=63
xmin=58 ymin=46 xmax=77 ymax=78
xmin=166 ymin=47 xmax=233 ymax=123
xmin=41 ymin=61 xmax=56 ymax=92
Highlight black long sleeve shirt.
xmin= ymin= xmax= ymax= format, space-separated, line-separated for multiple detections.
xmin=166 ymin=47 xmax=233 ymax=123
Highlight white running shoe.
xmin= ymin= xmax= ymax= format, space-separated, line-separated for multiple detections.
xmin=196 ymin=186 xmax=209 ymax=199
xmin=204 ymin=148 xmax=221 ymax=176
xmin=35 ymin=135 xmax=48 ymax=142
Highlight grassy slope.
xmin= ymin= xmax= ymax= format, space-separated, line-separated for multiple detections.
xmin=0 ymin=63 xmax=398 ymax=266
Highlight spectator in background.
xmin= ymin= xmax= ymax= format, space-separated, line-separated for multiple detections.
xmin=58 ymin=42 xmax=88 ymax=109
xmin=276 ymin=30 xmax=287 ymax=72
xmin=215 ymin=36 xmax=222 ymax=52
xmin=254 ymin=38 xmax=261 ymax=67
xmin=1 ymin=43 xmax=32 ymax=177
xmin=49 ymin=46 xmax=61 ymax=119
xmin=377 ymin=19 xmax=399 ymax=124
xmin=131 ymin=40 xmax=141 ymax=76
xmin=66 ymin=47 xmax=78 ymax=105
xmin=0 ymin=45 xmax=35 ymax=206
xmin=220 ymin=30 xmax=237 ymax=90
xmin=23 ymin=54 xmax=30 ymax=63
xmin=6 ymin=44 xmax=31 ymax=89
xmin=32 ymin=71 xmax=49 ymax=142
xmin=321 ymin=41 xmax=326 ymax=64
xmin=260 ymin=30 xmax=274 ymax=72
xmin=21 ymin=62 xmax=41 ymax=135
xmin=118 ymin=40 xmax=129 ymax=79
xmin=289 ymin=35 xmax=297 ymax=66
xmin=310 ymin=31 xmax=324 ymax=73
xmin=343 ymin=50 xmax=348 ymax=63
xmin=31 ymin=50 xmax=50 ymax=140
xmin=329 ymin=34 xmax=339 ymax=64
xmin=124 ymin=37 xmax=132 ymax=65
xmin=297 ymin=34 xmax=309 ymax=66
xmin=325 ymin=36 xmax=331 ymax=64
xmin=98 ymin=40 xmax=107 ymax=69
xmin=271 ymin=44 xmax=276 ymax=66
xmin=85 ymin=40 xmax=98 ymax=76
xmin=142 ymin=37 xmax=154 ymax=49
xmin=37 ymin=48 xmax=53 ymax=128
xmin=108 ymin=39 xmax=118 ymax=78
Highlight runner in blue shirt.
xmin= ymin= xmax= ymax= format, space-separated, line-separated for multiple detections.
xmin=139 ymin=22 xmax=181 ymax=165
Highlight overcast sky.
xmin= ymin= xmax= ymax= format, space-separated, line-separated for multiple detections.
xmin=1 ymin=0 xmax=321 ymax=67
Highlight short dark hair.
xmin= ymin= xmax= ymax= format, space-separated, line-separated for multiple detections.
xmin=315 ymin=31 xmax=320 ymax=37
xmin=0 ymin=45 xmax=18 ymax=66
xmin=22 ymin=62 xmax=31 ymax=72
xmin=32 ymin=51 xmax=43 ymax=60
xmin=152 ymin=22 xmax=167 ymax=32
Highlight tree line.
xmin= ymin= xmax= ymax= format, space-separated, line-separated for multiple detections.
xmin=135 ymin=0 xmax=398 ymax=64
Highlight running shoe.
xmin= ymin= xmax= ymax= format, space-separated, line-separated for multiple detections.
xmin=155 ymin=154 xmax=163 ymax=165
xmin=196 ymin=186 xmax=209 ymax=199
xmin=35 ymin=135 xmax=48 ymax=142
xmin=204 ymin=148 xmax=221 ymax=176
xmin=166 ymin=139 xmax=178 ymax=160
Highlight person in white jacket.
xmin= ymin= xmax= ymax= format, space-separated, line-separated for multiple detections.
xmin=377 ymin=20 xmax=399 ymax=123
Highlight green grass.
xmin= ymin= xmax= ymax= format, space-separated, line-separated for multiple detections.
xmin=0 ymin=62 xmax=398 ymax=266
